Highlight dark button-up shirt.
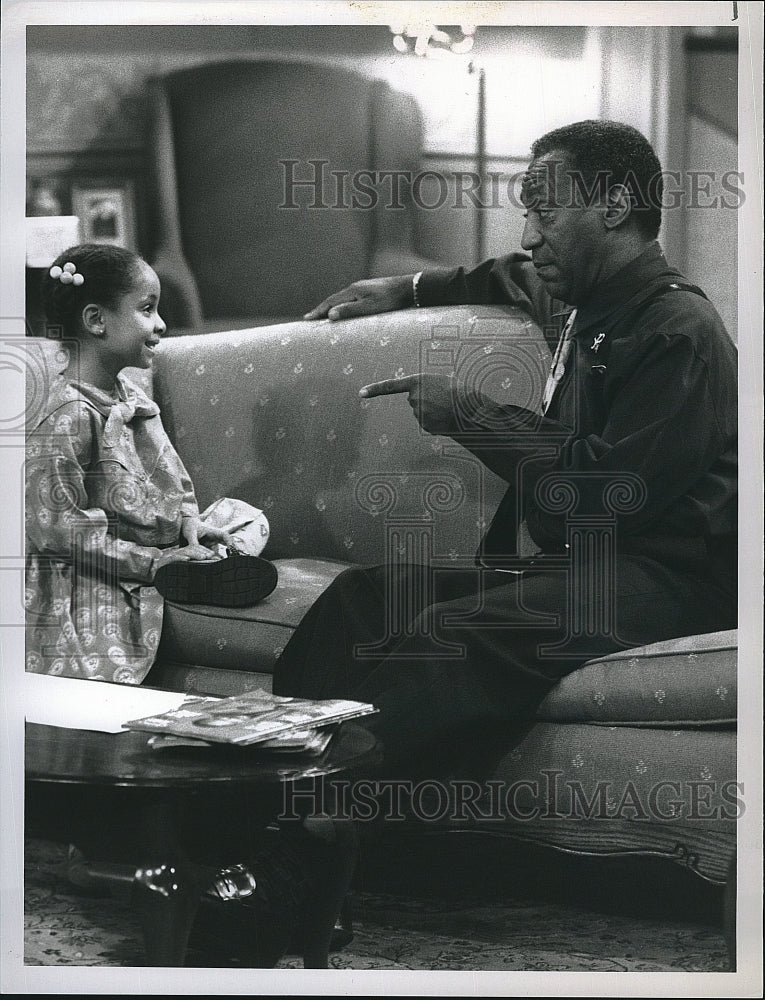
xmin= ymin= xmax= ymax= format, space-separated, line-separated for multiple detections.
xmin=418 ymin=242 xmax=737 ymax=583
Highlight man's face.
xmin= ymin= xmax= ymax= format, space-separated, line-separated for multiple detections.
xmin=520 ymin=150 xmax=610 ymax=305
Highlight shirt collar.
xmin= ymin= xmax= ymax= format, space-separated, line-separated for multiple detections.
xmin=571 ymin=242 xmax=681 ymax=337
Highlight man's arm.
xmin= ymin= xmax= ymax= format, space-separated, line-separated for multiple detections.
xmin=416 ymin=255 xmax=554 ymax=329
xmin=304 ymin=254 xmax=557 ymax=330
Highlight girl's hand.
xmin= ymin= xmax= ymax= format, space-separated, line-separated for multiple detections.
xmin=152 ymin=547 xmax=194 ymax=575
xmin=181 ymin=516 xmax=236 ymax=552
xmin=153 ymin=543 xmax=219 ymax=577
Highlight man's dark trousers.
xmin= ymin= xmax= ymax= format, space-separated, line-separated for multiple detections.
xmin=272 ymin=557 xmax=736 ymax=775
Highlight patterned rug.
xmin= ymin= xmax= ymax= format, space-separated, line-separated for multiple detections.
xmin=23 ymin=835 xmax=729 ymax=972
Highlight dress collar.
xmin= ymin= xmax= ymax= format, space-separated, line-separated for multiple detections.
xmin=69 ymin=373 xmax=158 ymax=420
xmin=68 ymin=374 xmax=159 ymax=447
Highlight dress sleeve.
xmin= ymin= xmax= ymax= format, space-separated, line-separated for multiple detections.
xmin=26 ymin=403 xmax=165 ymax=584
xmin=178 ymin=461 xmax=199 ymax=520
xmin=122 ymin=374 xmax=200 ymax=520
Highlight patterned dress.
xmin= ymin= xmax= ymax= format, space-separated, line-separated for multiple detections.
xmin=25 ymin=373 xmax=199 ymax=684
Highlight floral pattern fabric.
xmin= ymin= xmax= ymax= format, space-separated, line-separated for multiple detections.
xmin=536 ymin=630 xmax=738 ymax=726
xmin=25 ymin=373 xmax=199 ymax=684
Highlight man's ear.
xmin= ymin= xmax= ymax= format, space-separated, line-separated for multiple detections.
xmin=81 ymin=304 xmax=105 ymax=337
xmin=603 ymin=184 xmax=633 ymax=229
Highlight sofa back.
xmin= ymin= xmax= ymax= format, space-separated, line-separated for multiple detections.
xmin=153 ymin=305 xmax=549 ymax=565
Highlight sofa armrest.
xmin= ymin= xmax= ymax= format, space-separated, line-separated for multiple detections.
xmin=537 ymin=630 xmax=738 ymax=726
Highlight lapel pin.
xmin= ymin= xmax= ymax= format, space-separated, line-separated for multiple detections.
xmin=591 ymin=333 xmax=605 ymax=352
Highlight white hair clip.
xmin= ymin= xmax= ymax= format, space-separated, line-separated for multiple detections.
xmin=49 ymin=262 xmax=84 ymax=286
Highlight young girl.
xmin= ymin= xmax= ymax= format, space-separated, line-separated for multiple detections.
xmin=25 ymin=243 xmax=275 ymax=685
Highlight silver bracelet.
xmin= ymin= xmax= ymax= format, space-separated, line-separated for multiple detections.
xmin=412 ymin=270 xmax=423 ymax=308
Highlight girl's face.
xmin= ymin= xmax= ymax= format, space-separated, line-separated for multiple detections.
xmin=99 ymin=261 xmax=166 ymax=372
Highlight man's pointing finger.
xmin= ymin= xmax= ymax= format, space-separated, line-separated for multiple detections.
xmin=359 ymin=375 xmax=422 ymax=398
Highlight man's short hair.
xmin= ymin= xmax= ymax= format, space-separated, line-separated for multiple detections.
xmin=531 ymin=120 xmax=663 ymax=240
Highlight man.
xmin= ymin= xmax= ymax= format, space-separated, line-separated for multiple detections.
xmin=272 ymin=120 xmax=737 ymax=777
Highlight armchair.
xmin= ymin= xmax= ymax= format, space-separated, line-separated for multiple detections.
xmin=146 ymin=59 xmax=437 ymax=333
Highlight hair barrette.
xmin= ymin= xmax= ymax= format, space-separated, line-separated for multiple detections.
xmin=49 ymin=262 xmax=84 ymax=286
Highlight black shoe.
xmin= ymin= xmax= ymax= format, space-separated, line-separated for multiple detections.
xmin=154 ymin=554 xmax=278 ymax=608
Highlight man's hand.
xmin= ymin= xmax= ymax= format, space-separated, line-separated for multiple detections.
xmin=360 ymin=374 xmax=461 ymax=435
xmin=304 ymin=275 xmax=415 ymax=321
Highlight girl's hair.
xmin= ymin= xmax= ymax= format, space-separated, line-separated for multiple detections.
xmin=40 ymin=243 xmax=145 ymax=338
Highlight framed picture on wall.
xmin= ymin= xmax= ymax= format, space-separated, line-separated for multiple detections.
xmin=71 ymin=180 xmax=136 ymax=249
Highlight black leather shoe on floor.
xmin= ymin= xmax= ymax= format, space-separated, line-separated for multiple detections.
xmin=154 ymin=554 xmax=278 ymax=607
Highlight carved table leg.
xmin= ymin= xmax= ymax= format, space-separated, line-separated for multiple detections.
xmin=124 ymin=795 xmax=217 ymax=967
xmin=132 ymin=860 xmax=210 ymax=966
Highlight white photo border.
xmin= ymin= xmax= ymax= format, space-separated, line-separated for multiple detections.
xmin=1 ymin=2 xmax=762 ymax=997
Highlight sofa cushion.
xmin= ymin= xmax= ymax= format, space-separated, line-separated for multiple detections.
xmin=144 ymin=661 xmax=275 ymax=698
xmin=536 ymin=630 xmax=737 ymax=726
xmin=155 ymin=557 xmax=350 ymax=674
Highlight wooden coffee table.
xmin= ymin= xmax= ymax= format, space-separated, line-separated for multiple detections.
xmin=25 ymin=720 xmax=379 ymax=968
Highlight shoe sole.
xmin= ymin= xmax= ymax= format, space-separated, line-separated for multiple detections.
xmin=154 ymin=555 xmax=278 ymax=608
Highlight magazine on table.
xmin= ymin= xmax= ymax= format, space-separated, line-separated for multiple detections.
xmin=146 ymin=726 xmax=336 ymax=756
xmin=124 ymin=687 xmax=377 ymax=747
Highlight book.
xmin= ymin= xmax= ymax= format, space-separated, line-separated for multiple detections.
xmin=146 ymin=726 xmax=336 ymax=756
xmin=124 ymin=688 xmax=377 ymax=746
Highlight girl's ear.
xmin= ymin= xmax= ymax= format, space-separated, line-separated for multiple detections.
xmin=81 ymin=304 xmax=105 ymax=337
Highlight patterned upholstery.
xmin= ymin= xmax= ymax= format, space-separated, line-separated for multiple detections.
xmin=536 ymin=630 xmax=738 ymax=726
xmin=149 ymin=305 xmax=549 ymax=678
xmin=152 ymin=306 xmax=549 ymax=564
xmin=416 ymin=723 xmax=737 ymax=883
xmin=156 ymin=557 xmax=349 ymax=675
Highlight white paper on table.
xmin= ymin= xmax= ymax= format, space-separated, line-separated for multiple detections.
xmin=23 ymin=673 xmax=199 ymax=734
